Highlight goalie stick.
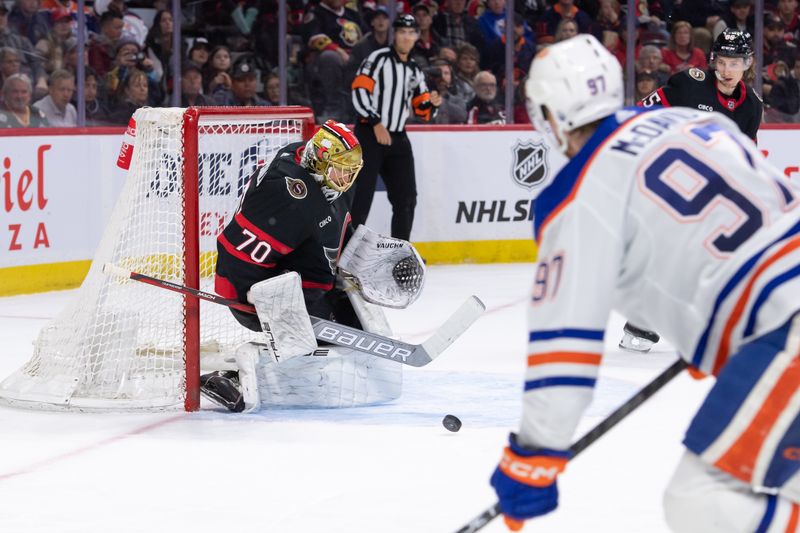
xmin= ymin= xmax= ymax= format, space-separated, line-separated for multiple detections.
xmin=455 ymin=358 xmax=689 ymax=533
xmin=102 ymin=263 xmax=485 ymax=367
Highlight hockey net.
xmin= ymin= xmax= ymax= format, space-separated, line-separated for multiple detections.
xmin=0 ymin=107 xmax=315 ymax=411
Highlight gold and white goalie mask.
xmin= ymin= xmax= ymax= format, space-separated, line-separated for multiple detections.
xmin=302 ymin=120 xmax=364 ymax=202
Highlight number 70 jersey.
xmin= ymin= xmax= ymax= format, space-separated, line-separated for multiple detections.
xmin=531 ymin=106 xmax=800 ymax=378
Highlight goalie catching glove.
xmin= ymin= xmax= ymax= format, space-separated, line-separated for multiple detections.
xmin=490 ymin=433 xmax=571 ymax=530
xmin=338 ymin=225 xmax=425 ymax=309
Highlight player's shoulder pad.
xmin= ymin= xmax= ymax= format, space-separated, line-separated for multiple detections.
xmin=686 ymin=67 xmax=706 ymax=82
xmin=252 ymin=143 xmax=316 ymax=195
xmin=243 ymin=171 xmax=320 ymax=226
xmin=256 ymin=142 xmax=305 ymax=182
xmin=664 ymin=68 xmax=700 ymax=89
xmin=257 ymin=172 xmax=316 ymax=204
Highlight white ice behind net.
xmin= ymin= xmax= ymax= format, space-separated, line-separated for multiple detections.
xmin=0 ymin=108 xmax=306 ymax=411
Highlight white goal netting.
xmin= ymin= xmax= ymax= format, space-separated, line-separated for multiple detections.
xmin=0 ymin=107 xmax=312 ymax=411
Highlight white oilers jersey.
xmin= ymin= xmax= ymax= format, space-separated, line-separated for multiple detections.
xmin=520 ymin=106 xmax=800 ymax=450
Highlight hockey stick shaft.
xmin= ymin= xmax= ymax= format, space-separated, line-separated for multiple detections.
xmin=455 ymin=358 xmax=689 ymax=533
xmin=104 ymin=264 xmax=259 ymax=314
xmin=103 ymin=264 xmax=483 ymax=367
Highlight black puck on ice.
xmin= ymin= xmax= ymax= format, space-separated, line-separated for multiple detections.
xmin=442 ymin=414 xmax=462 ymax=432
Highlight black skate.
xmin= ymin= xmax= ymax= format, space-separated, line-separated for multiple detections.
xmin=619 ymin=322 xmax=661 ymax=353
xmin=200 ymin=371 xmax=244 ymax=412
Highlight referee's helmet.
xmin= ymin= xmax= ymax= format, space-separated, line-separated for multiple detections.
xmin=393 ymin=13 xmax=419 ymax=30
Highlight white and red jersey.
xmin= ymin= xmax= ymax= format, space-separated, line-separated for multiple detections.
xmin=520 ymin=106 xmax=800 ymax=450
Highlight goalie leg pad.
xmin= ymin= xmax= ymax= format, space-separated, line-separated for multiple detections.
xmin=254 ymin=347 xmax=402 ymax=408
xmin=234 ymin=342 xmax=275 ymax=413
xmin=247 ymin=272 xmax=318 ymax=362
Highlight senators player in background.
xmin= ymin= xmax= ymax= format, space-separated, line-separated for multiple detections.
xmin=621 ymin=28 xmax=764 ymax=353
xmin=641 ymin=28 xmax=762 ymax=140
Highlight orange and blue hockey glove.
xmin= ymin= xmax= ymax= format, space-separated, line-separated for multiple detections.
xmin=490 ymin=433 xmax=571 ymax=531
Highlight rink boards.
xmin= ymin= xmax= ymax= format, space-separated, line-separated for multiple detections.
xmin=0 ymin=124 xmax=797 ymax=296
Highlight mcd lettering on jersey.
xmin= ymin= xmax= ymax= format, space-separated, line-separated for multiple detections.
xmin=610 ymin=108 xmax=698 ymax=156
xmin=2 ymin=145 xmax=51 ymax=252
xmin=511 ymin=140 xmax=549 ymax=190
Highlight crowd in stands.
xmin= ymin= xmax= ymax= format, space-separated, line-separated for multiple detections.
xmin=0 ymin=0 xmax=799 ymax=127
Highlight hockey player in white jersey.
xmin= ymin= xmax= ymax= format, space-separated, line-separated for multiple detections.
xmin=489 ymin=35 xmax=800 ymax=532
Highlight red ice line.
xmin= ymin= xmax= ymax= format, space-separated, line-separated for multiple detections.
xmin=0 ymin=413 xmax=187 ymax=482
xmin=0 ymin=299 xmax=523 ymax=482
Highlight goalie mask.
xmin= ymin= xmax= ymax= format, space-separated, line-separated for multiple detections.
xmin=302 ymin=120 xmax=364 ymax=202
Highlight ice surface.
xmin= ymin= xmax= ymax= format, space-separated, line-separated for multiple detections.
xmin=0 ymin=264 xmax=712 ymax=532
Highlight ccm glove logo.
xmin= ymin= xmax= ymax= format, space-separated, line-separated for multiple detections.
xmin=499 ymin=448 xmax=568 ymax=487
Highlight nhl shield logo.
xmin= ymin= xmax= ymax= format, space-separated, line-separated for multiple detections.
xmin=511 ymin=140 xmax=548 ymax=190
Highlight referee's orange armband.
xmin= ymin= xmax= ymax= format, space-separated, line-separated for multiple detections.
xmin=352 ymin=74 xmax=376 ymax=93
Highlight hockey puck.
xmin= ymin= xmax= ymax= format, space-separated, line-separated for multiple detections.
xmin=442 ymin=414 xmax=462 ymax=432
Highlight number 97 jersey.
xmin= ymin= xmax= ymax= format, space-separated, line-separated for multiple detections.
xmin=529 ymin=106 xmax=800 ymax=400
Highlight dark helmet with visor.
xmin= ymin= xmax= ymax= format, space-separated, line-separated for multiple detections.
xmin=710 ymin=28 xmax=754 ymax=61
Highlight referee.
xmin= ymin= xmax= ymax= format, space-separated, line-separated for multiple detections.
xmin=350 ymin=14 xmax=441 ymax=240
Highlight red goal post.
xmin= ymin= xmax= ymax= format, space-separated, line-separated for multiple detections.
xmin=181 ymin=107 xmax=315 ymax=411
xmin=0 ymin=106 xmax=316 ymax=412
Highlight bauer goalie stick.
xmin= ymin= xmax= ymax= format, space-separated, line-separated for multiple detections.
xmin=455 ymin=357 xmax=690 ymax=533
xmin=102 ymin=264 xmax=485 ymax=367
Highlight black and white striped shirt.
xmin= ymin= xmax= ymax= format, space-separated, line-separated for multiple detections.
xmin=351 ymin=47 xmax=436 ymax=132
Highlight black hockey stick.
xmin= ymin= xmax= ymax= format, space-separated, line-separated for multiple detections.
xmin=455 ymin=358 xmax=689 ymax=533
xmin=102 ymin=263 xmax=484 ymax=367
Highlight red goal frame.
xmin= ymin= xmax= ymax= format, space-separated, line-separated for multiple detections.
xmin=181 ymin=106 xmax=315 ymax=410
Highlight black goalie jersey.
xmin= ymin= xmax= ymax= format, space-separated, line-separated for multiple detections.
xmin=215 ymin=142 xmax=352 ymax=330
xmin=640 ymin=67 xmax=763 ymax=141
